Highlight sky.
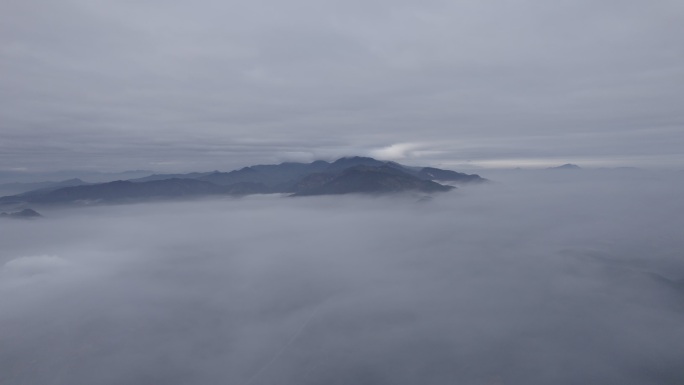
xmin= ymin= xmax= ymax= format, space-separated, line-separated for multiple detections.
xmin=2 ymin=0 xmax=683 ymax=172
xmin=2 ymin=172 xmax=683 ymax=384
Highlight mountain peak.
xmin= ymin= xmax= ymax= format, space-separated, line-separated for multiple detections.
xmin=0 ymin=156 xmax=484 ymax=205
xmin=332 ymin=156 xmax=380 ymax=164
xmin=337 ymin=156 xmax=375 ymax=161
xmin=293 ymin=164 xmax=454 ymax=196
xmin=327 ymin=156 xmax=386 ymax=171
xmin=1 ymin=208 xmax=42 ymax=219
xmin=549 ymin=164 xmax=581 ymax=170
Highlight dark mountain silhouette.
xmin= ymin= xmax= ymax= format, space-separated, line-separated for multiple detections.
xmin=0 ymin=179 xmax=266 ymax=205
xmin=326 ymin=156 xmax=386 ymax=171
xmin=0 ymin=208 xmax=42 ymax=218
xmin=326 ymin=157 xmax=486 ymax=184
xmin=292 ymin=165 xmax=454 ymax=196
xmin=128 ymin=157 xmax=484 ymax=190
xmin=130 ymin=172 xmax=214 ymax=183
xmin=130 ymin=160 xmax=332 ymax=191
xmin=549 ymin=163 xmax=581 ymax=170
xmin=0 ymin=178 xmax=88 ymax=195
xmin=198 ymin=160 xmax=331 ymax=190
xmin=0 ymin=157 xmax=483 ymax=205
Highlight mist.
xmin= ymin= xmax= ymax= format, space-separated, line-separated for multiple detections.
xmin=1 ymin=170 xmax=683 ymax=384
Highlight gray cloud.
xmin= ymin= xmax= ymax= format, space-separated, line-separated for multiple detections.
xmin=1 ymin=0 xmax=683 ymax=171
xmin=1 ymin=169 xmax=683 ymax=384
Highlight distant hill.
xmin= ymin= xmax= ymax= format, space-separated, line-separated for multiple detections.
xmin=197 ymin=160 xmax=332 ymax=191
xmin=129 ymin=172 xmax=214 ymax=183
xmin=0 ymin=208 xmax=42 ymax=219
xmin=0 ymin=170 xmax=154 ymax=185
xmin=548 ymin=164 xmax=581 ymax=170
xmin=0 ymin=179 xmax=246 ymax=205
xmin=0 ymin=178 xmax=88 ymax=195
xmin=0 ymin=157 xmax=484 ymax=205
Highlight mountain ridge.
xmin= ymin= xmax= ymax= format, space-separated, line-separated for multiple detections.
xmin=0 ymin=157 xmax=485 ymax=205
xmin=129 ymin=156 xmax=485 ymax=189
xmin=292 ymin=165 xmax=454 ymax=196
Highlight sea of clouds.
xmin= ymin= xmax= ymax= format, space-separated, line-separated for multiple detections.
xmin=1 ymin=169 xmax=683 ymax=385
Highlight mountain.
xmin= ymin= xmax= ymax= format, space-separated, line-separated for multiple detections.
xmin=0 ymin=178 xmax=88 ymax=195
xmin=0 ymin=170 xmax=154 ymax=185
xmin=549 ymin=163 xmax=581 ymax=170
xmin=129 ymin=172 xmax=214 ymax=183
xmin=128 ymin=157 xmax=485 ymax=191
xmin=130 ymin=161 xmax=332 ymax=191
xmin=0 ymin=178 xmax=263 ymax=205
xmin=0 ymin=157 xmax=483 ymax=205
xmin=198 ymin=161 xmax=331 ymax=190
xmin=0 ymin=208 xmax=42 ymax=219
xmin=292 ymin=165 xmax=454 ymax=196
xmin=326 ymin=156 xmax=386 ymax=171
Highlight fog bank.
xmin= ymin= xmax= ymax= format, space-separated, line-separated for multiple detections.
xmin=1 ymin=170 xmax=683 ymax=384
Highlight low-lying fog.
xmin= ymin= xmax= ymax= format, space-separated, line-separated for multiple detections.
xmin=1 ymin=169 xmax=683 ymax=385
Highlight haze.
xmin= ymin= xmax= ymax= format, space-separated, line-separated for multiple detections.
xmin=2 ymin=170 xmax=683 ymax=384
xmin=1 ymin=0 xmax=683 ymax=172
xmin=2 ymin=0 xmax=684 ymax=383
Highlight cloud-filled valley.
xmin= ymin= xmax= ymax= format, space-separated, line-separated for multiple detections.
xmin=1 ymin=169 xmax=683 ymax=384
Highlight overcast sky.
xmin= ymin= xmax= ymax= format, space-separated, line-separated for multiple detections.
xmin=2 ymin=0 xmax=683 ymax=172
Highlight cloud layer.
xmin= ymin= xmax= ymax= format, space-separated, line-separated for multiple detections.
xmin=1 ymin=169 xmax=683 ymax=384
